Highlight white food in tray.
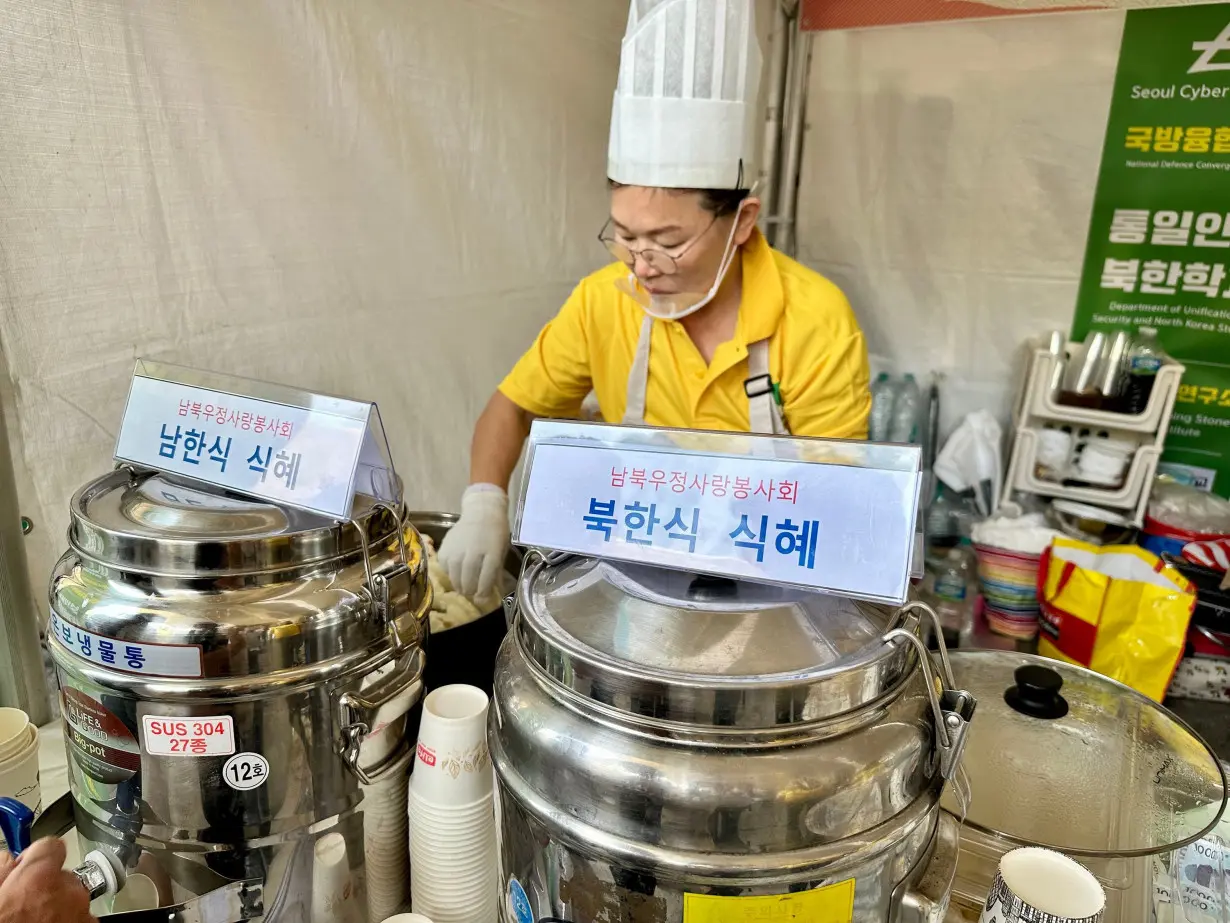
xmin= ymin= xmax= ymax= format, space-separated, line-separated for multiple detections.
xmin=421 ymin=534 xmax=511 ymax=633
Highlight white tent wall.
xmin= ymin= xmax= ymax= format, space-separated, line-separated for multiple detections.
xmin=0 ymin=0 xmax=626 ymax=612
xmin=796 ymin=10 xmax=1127 ymax=439
xmin=0 ymin=1 xmax=1135 ymax=626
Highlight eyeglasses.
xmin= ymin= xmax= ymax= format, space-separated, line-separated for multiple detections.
xmin=597 ymin=213 xmax=721 ymax=276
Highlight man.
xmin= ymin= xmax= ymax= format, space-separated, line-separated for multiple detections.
xmin=0 ymin=838 xmax=95 ymax=923
xmin=440 ymin=0 xmax=871 ymax=599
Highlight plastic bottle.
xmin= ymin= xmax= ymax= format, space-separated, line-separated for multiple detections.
xmin=925 ymin=488 xmax=956 ymax=551
xmin=1124 ymin=326 xmax=1167 ymax=415
xmin=869 ymin=373 xmax=896 ymax=442
xmin=889 ymin=374 xmax=922 ymax=443
xmin=928 ymin=543 xmax=974 ymax=649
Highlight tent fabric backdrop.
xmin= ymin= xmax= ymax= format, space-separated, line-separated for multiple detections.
xmin=0 ymin=0 xmax=625 ymax=609
xmin=796 ymin=9 xmax=1127 ymax=436
xmin=0 ymin=0 xmax=1150 ymax=618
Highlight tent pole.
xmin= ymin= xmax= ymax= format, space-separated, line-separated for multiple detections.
xmin=759 ymin=0 xmax=791 ymax=246
xmin=778 ymin=25 xmax=813 ymax=258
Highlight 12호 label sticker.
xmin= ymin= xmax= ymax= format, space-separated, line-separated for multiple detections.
xmin=222 ymin=753 xmax=270 ymax=791
xmin=141 ymin=715 xmax=236 ymax=757
xmin=61 ymin=688 xmax=140 ymax=785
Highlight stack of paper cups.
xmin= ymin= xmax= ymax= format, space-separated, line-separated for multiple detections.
xmin=408 ymin=685 xmax=497 ymax=923
xmin=361 ymin=728 xmax=411 ymax=922
xmin=0 ymin=708 xmax=40 ymax=854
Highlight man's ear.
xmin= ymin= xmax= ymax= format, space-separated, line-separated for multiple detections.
xmin=734 ymin=197 xmax=761 ymax=246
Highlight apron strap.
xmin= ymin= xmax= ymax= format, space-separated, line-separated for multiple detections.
xmin=625 ymin=320 xmax=789 ymax=435
xmin=744 ymin=339 xmax=789 ymax=435
xmin=622 ymin=316 xmax=654 ymax=425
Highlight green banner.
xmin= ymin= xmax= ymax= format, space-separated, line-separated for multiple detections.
xmin=1073 ymin=2 xmax=1230 ymax=496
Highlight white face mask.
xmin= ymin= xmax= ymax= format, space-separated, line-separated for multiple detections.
xmin=615 ymin=198 xmax=751 ymax=322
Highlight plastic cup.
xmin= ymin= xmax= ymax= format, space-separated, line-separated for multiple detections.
xmin=411 ymin=686 xmax=492 ymax=806
xmin=383 ymin=916 xmax=435 ymax=923
xmin=0 ymin=709 xmax=32 ymax=763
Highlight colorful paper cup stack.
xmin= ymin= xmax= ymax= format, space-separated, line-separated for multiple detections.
xmin=408 ymin=685 xmax=498 ymax=923
xmin=974 ymin=544 xmax=1044 ymax=640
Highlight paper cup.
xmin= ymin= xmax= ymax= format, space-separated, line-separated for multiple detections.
xmin=0 ymin=709 xmax=31 ymax=763
xmin=110 ymin=874 xmax=160 ymax=914
xmin=311 ymin=832 xmax=359 ymax=923
xmin=980 ymin=847 xmax=1105 ymax=923
xmin=411 ymin=686 xmax=492 ymax=806
xmin=408 ymin=787 xmax=493 ymax=820
xmin=408 ymin=786 xmax=497 ymax=922
xmin=0 ymin=723 xmax=41 ymax=815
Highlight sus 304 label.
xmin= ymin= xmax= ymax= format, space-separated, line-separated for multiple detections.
xmin=141 ymin=715 xmax=236 ymax=757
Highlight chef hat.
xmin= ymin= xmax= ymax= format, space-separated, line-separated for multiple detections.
xmin=608 ymin=0 xmax=762 ymax=190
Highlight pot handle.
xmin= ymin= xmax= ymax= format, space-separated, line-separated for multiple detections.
xmin=883 ymin=624 xmax=977 ymax=781
xmin=339 ymin=647 xmax=425 ymax=785
xmin=895 ymin=811 xmax=961 ymax=923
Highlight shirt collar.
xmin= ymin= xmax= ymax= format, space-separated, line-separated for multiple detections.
xmin=738 ymin=227 xmax=784 ymax=345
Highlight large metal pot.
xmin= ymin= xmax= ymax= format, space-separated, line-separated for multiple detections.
xmin=48 ymin=469 xmax=430 ymax=923
xmin=491 ymin=554 xmax=974 ymax=923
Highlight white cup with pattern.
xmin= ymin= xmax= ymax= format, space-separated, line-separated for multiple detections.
xmin=980 ymin=847 xmax=1105 ymax=923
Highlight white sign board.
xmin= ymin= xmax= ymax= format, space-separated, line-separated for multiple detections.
xmin=516 ymin=424 xmax=922 ymax=605
xmin=114 ymin=361 xmax=398 ymax=519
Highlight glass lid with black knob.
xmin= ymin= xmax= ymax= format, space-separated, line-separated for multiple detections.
xmin=940 ymin=651 xmax=1228 ymax=858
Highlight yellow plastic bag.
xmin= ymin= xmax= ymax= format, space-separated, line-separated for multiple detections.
xmin=1037 ymin=537 xmax=1196 ymax=702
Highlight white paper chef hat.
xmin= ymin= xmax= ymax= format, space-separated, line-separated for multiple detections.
xmin=608 ymin=0 xmax=761 ymax=190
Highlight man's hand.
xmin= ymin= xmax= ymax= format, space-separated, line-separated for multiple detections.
xmin=0 ymin=839 xmax=95 ymax=923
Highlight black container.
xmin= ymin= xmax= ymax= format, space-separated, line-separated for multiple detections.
xmin=405 ymin=512 xmax=521 ymax=754
xmin=1170 ymin=555 xmax=1230 ymax=634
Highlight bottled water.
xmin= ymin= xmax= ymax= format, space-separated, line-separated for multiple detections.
xmin=869 ymin=373 xmax=896 ymax=442
xmin=1124 ymin=326 xmax=1167 ymax=414
xmin=927 ymin=542 xmax=974 ymax=648
xmin=889 ymin=374 xmax=922 ymax=443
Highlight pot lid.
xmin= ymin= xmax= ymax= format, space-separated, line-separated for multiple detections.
xmin=70 ymin=469 xmax=400 ymax=578
xmin=941 ymin=651 xmax=1227 ymax=858
xmin=515 ymin=556 xmax=910 ymax=729
xmin=52 ymin=469 xmax=426 ymax=680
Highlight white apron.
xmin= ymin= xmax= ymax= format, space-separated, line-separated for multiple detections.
xmin=619 ymin=317 xmax=789 ymax=434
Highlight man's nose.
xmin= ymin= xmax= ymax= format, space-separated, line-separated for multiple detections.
xmin=633 ymin=253 xmax=661 ymax=279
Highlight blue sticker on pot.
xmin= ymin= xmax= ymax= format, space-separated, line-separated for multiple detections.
xmin=508 ymin=877 xmax=533 ymax=923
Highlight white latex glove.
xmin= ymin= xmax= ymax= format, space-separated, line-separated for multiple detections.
xmin=438 ymin=484 xmax=510 ymax=600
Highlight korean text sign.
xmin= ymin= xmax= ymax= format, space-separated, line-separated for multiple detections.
xmin=114 ymin=362 xmax=390 ymax=518
xmin=515 ymin=423 xmax=921 ymax=605
xmin=1073 ymin=6 xmax=1230 ymax=495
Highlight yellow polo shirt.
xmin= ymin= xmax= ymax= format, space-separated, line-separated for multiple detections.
xmin=499 ymin=228 xmax=871 ymax=438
